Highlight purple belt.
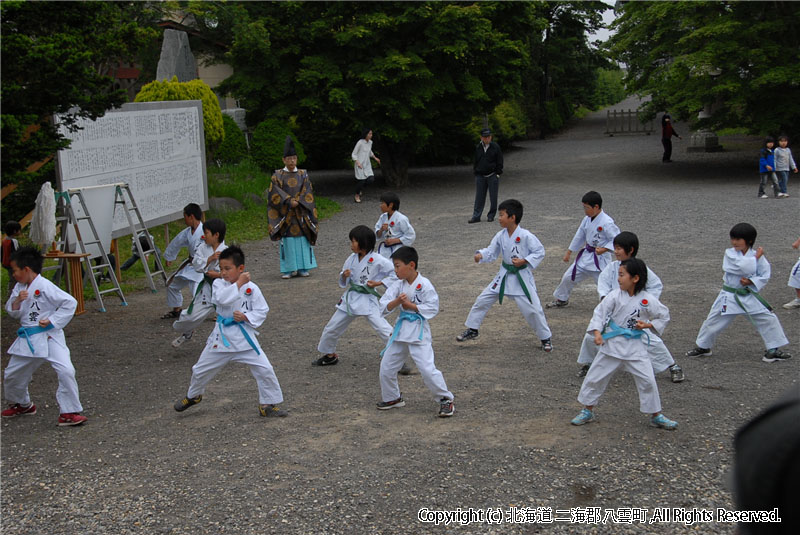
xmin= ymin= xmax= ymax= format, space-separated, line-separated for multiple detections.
xmin=571 ymin=244 xmax=600 ymax=281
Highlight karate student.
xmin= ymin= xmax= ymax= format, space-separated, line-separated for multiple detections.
xmin=171 ymin=218 xmax=227 ymax=348
xmin=547 ymin=191 xmax=619 ymax=308
xmin=576 ymin=231 xmax=684 ymax=383
xmin=162 ymin=203 xmax=204 ymax=319
xmin=783 ymin=235 xmax=800 ymax=309
xmin=173 ymin=246 xmax=288 ymax=417
xmin=2 ymin=247 xmax=87 ymax=426
xmin=456 ymin=199 xmax=553 ymax=352
xmin=374 ymin=192 xmax=416 ymax=258
xmin=377 ymin=247 xmax=454 ymax=418
xmin=686 ymin=223 xmax=792 ymax=363
xmin=571 ymin=258 xmax=678 ymax=430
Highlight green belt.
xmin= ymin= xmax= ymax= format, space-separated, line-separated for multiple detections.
xmin=187 ymin=275 xmax=215 ymax=314
xmin=722 ymin=284 xmax=773 ymax=327
xmin=344 ymin=282 xmax=381 ymax=316
xmin=499 ymin=262 xmax=532 ymax=304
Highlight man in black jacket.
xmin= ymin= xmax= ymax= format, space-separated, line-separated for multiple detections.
xmin=469 ymin=128 xmax=504 ymax=223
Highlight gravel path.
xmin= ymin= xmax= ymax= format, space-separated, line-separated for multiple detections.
xmin=3 ymin=98 xmax=798 ymax=534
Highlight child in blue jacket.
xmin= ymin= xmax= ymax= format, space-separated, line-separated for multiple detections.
xmin=758 ymin=137 xmax=780 ymax=199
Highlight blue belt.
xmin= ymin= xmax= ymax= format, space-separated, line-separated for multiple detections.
xmin=601 ymin=319 xmax=650 ymax=346
xmin=17 ymin=324 xmax=55 ymax=353
xmin=216 ymin=316 xmax=260 ymax=355
xmin=380 ymin=311 xmax=425 ymax=357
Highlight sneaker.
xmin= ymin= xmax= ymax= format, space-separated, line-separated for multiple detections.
xmin=541 ymin=339 xmax=553 ymax=352
xmin=456 ymin=328 xmax=479 ymax=342
xmin=571 ymin=408 xmax=595 ymax=426
xmin=438 ymin=398 xmax=455 ymax=418
xmin=577 ymin=364 xmax=590 ymax=377
xmin=685 ymin=347 xmax=712 ymax=358
xmin=298 ymin=270 xmax=310 ymax=277
xmin=312 ymin=354 xmax=339 ymax=366
xmin=2 ymin=403 xmax=37 ymax=418
xmin=762 ymin=348 xmax=792 ymax=363
xmin=259 ymin=404 xmax=288 ymax=417
xmin=545 ymin=299 xmax=569 ymax=309
xmin=376 ymin=397 xmax=405 ymax=410
xmin=669 ymin=364 xmax=685 ymax=383
xmin=398 ymin=362 xmax=413 ymax=375
xmin=57 ymin=413 xmax=88 ymax=427
xmin=759 ymin=194 xmax=768 ymax=199
xmin=782 ymin=298 xmax=800 ymax=310
xmin=650 ymin=413 xmax=678 ymax=430
xmin=171 ymin=331 xmax=194 ymax=348
xmin=281 ymin=272 xmax=295 ymax=279
xmin=174 ymin=395 xmax=202 ymax=412
xmin=467 ymin=217 xmax=480 ymax=224
xmin=778 ymin=193 xmax=788 ymax=198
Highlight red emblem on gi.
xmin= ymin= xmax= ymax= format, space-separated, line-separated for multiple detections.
xmin=597 ymin=226 xmax=603 ymax=232
xmin=515 ymin=237 xmax=521 ymax=243
xmin=641 ymin=299 xmax=648 ymax=306
xmin=34 ymin=290 xmax=40 ymax=297
xmin=245 ymin=288 xmax=252 ymax=296
xmin=390 ymin=221 xmax=395 ymax=227
xmin=368 ymin=257 xmax=374 ymax=263
xmin=416 ymin=283 xmax=422 ymax=290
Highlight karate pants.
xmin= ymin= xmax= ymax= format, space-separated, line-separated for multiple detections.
xmin=695 ymin=310 xmax=789 ymax=350
xmin=578 ymin=353 xmax=662 ymax=414
xmin=4 ymin=343 xmax=83 ymax=413
xmin=166 ymin=275 xmax=197 ymax=308
xmin=577 ymin=332 xmax=675 ymax=373
xmin=379 ymin=341 xmax=452 ymax=403
xmin=465 ymin=287 xmax=552 ymax=340
xmin=173 ymin=299 xmax=215 ymax=334
xmin=187 ymin=348 xmax=283 ymax=405
xmin=317 ymin=308 xmax=393 ymax=354
xmin=553 ymin=266 xmax=600 ymax=302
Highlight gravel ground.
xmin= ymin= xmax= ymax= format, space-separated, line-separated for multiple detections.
xmin=2 ymin=98 xmax=798 ymax=534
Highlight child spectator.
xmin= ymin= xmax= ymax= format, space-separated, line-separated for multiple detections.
xmin=456 ymin=199 xmax=553 ymax=352
xmin=377 ymin=247 xmax=454 ymax=418
xmin=758 ymin=137 xmax=780 ymax=199
xmin=162 ymin=203 xmax=204 ymax=319
xmin=782 ymin=236 xmax=800 ymax=310
xmin=374 ymin=192 xmax=415 ymax=258
xmin=577 ymin=231 xmax=684 ymax=383
xmin=2 ymin=220 xmax=22 ymax=292
xmin=686 ymin=223 xmax=792 ymax=363
xmin=173 ymin=246 xmax=288 ymax=417
xmin=120 ymin=231 xmax=162 ymax=271
xmin=773 ymin=135 xmax=797 ymax=197
xmin=571 ymin=258 xmax=677 ymax=430
xmin=171 ymin=218 xmax=227 ymax=348
xmin=547 ymin=191 xmax=619 ymax=308
xmin=2 ymin=246 xmax=87 ymax=426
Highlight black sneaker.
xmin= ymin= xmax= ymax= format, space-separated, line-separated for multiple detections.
xmin=762 ymin=348 xmax=792 ymax=363
xmin=259 ymin=404 xmax=288 ymax=417
xmin=456 ymin=328 xmax=479 ymax=342
xmin=669 ymin=364 xmax=685 ymax=383
xmin=438 ymin=398 xmax=455 ymax=418
xmin=577 ymin=364 xmax=590 ymax=377
xmin=376 ymin=397 xmax=405 ymax=410
xmin=541 ymin=339 xmax=553 ymax=352
xmin=685 ymin=347 xmax=712 ymax=358
xmin=545 ymin=299 xmax=569 ymax=309
xmin=174 ymin=395 xmax=202 ymax=412
xmin=312 ymin=354 xmax=339 ymax=366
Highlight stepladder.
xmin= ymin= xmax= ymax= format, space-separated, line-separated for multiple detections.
xmin=113 ymin=183 xmax=167 ymax=292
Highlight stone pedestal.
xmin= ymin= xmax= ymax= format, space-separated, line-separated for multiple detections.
xmin=687 ymin=130 xmax=723 ymax=152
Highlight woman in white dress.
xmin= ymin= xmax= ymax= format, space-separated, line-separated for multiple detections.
xmin=352 ymin=128 xmax=381 ymax=203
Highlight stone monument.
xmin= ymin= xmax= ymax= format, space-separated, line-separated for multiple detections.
xmin=156 ymin=29 xmax=198 ymax=82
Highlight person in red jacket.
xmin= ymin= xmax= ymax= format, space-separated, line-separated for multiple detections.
xmin=661 ymin=114 xmax=682 ymax=163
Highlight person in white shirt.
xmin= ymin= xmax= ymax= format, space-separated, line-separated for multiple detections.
xmin=162 ymin=203 xmax=204 ymax=319
xmin=352 ymin=128 xmax=381 ymax=204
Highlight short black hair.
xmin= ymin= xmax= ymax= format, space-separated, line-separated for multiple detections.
xmin=730 ymin=222 xmax=757 ymax=247
xmin=613 ymin=231 xmax=639 ymax=257
xmin=380 ymin=192 xmax=400 ymax=211
xmin=349 ymin=225 xmax=376 ymax=253
xmin=582 ymin=191 xmax=603 ymax=209
xmin=203 ymin=218 xmax=227 ymax=243
xmin=621 ymin=258 xmax=648 ymax=294
xmin=764 ymin=136 xmax=775 ymax=146
xmin=778 ymin=134 xmax=789 ymax=142
xmin=10 ymin=246 xmax=44 ymax=274
xmin=498 ymin=199 xmax=523 ymax=224
xmin=219 ymin=245 xmax=244 ymax=267
xmin=390 ymin=246 xmax=418 ymax=268
xmin=4 ymin=220 xmax=21 ymax=235
xmin=183 ymin=203 xmax=203 ymax=221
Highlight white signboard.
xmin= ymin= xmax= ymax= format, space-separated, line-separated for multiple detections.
xmin=56 ymin=100 xmax=208 ymax=238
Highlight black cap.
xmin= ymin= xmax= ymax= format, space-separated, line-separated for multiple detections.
xmin=480 ymin=128 xmax=492 ymax=136
xmin=283 ymin=135 xmax=297 ymax=157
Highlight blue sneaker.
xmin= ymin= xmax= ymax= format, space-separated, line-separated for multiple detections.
xmin=651 ymin=414 xmax=678 ymax=430
xmin=571 ymin=408 xmax=595 ymax=426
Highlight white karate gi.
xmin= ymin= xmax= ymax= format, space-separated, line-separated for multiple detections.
xmin=464 ymin=226 xmax=552 ymax=340
xmin=4 ymin=275 xmax=83 ymax=413
xmin=186 ymin=279 xmax=283 ymax=405
xmin=164 ymin=224 xmax=204 ymax=308
xmin=378 ymin=275 xmax=453 ymax=403
xmin=173 ymin=241 xmax=227 ymax=334
xmin=694 ymin=248 xmax=789 ymax=350
xmin=788 ymin=256 xmax=800 ymax=290
xmin=317 ymin=253 xmax=396 ymax=354
xmin=374 ymin=211 xmax=416 ymax=258
xmin=578 ymin=289 xmax=669 ymax=414
xmin=553 ymin=211 xmax=619 ymax=301
xmin=577 ymin=261 xmax=674 ymax=372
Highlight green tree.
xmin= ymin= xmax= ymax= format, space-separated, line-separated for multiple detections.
xmin=609 ymin=1 xmax=800 ymax=138
xmin=216 ymin=114 xmax=249 ymax=164
xmin=250 ymin=119 xmax=305 ymax=172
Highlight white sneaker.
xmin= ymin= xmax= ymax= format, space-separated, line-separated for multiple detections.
xmin=171 ymin=331 xmax=194 ymax=348
xmin=783 ymin=298 xmax=800 ymax=310
xmin=759 ymin=194 xmax=768 ymax=199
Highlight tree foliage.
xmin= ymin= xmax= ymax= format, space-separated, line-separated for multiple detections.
xmin=609 ymin=1 xmax=800 ymax=138
xmin=216 ymin=114 xmax=249 ymax=164
xmin=250 ymin=119 xmax=305 ymax=173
